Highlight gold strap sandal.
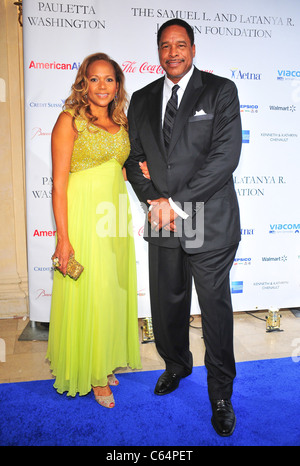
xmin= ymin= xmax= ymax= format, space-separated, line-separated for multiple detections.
xmin=107 ymin=374 xmax=119 ymax=386
xmin=94 ymin=392 xmax=115 ymax=408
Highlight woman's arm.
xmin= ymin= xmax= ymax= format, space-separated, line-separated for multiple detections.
xmin=51 ymin=112 xmax=76 ymax=275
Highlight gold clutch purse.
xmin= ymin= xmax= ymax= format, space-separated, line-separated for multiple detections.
xmin=52 ymin=254 xmax=84 ymax=280
xmin=66 ymin=255 xmax=84 ymax=280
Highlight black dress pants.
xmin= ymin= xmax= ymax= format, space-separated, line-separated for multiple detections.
xmin=148 ymin=242 xmax=238 ymax=400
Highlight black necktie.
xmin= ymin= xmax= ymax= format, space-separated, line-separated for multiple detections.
xmin=163 ymin=84 xmax=179 ymax=148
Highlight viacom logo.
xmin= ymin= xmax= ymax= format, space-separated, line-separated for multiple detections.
xmin=269 ymin=223 xmax=300 ymax=234
xmin=277 ymin=69 xmax=300 ymax=81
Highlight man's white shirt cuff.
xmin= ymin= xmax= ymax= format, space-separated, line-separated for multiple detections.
xmin=169 ymin=197 xmax=189 ymax=219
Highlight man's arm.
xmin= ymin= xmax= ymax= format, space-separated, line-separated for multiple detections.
xmin=125 ymin=95 xmax=161 ymax=206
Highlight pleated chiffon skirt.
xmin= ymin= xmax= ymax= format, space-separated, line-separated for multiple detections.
xmin=47 ymin=160 xmax=142 ymax=396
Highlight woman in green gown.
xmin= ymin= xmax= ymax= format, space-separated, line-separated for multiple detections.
xmin=47 ymin=53 xmax=142 ymax=407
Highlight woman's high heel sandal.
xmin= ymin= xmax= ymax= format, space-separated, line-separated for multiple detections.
xmin=94 ymin=392 xmax=115 ymax=408
xmin=92 ymin=385 xmax=115 ymax=408
xmin=108 ymin=374 xmax=119 ymax=386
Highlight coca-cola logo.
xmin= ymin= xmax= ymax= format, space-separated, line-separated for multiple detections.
xmin=138 ymin=226 xmax=144 ymax=236
xmin=122 ymin=61 xmax=164 ymax=75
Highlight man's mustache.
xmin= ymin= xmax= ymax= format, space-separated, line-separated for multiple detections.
xmin=165 ymin=59 xmax=185 ymax=64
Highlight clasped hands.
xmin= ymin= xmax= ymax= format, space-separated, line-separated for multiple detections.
xmin=139 ymin=161 xmax=178 ymax=232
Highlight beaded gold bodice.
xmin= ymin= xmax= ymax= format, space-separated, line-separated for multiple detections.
xmin=64 ymin=110 xmax=130 ymax=173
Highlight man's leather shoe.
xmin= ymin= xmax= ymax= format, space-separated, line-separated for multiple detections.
xmin=154 ymin=371 xmax=182 ymax=395
xmin=211 ymin=399 xmax=236 ymax=437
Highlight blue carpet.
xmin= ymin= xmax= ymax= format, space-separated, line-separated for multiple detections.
xmin=0 ymin=357 xmax=299 ymax=446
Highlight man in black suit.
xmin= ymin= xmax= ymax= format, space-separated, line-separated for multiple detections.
xmin=125 ymin=19 xmax=242 ymax=437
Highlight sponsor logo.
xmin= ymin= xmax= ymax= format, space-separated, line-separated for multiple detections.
xmin=234 ymin=257 xmax=252 ymax=265
xmin=269 ymin=224 xmax=300 ymax=234
xmin=277 ymin=70 xmax=300 ymax=81
xmin=122 ymin=61 xmax=164 ymax=75
xmin=261 ymin=255 xmax=287 ymax=262
xmin=29 ymin=100 xmax=64 ymax=109
xmin=231 ymin=281 xmax=243 ymax=294
xmin=35 ymin=289 xmax=52 ymax=299
xmin=269 ymin=105 xmax=296 ymax=112
xmin=240 ymin=104 xmax=259 ymax=113
xmin=29 ymin=60 xmax=81 ymax=71
xmin=231 ymin=69 xmax=262 ymax=80
xmin=241 ymin=228 xmax=254 ymax=235
xmin=33 ymin=229 xmax=56 ymax=237
xmin=31 ymin=127 xmax=51 ymax=139
xmin=34 ymin=266 xmax=55 ymax=272
xmin=242 ymin=130 xmax=250 ymax=143
xmin=121 ymin=61 xmax=212 ymax=75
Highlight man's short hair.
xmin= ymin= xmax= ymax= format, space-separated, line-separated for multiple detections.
xmin=157 ymin=19 xmax=194 ymax=47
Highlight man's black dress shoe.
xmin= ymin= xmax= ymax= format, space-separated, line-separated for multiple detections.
xmin=211 ymin=399 xmax=236 ymax=437
xmin=154 ymin=371 xmax=182 ymax=395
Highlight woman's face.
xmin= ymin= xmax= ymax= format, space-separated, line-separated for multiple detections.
xmin=86 ymin=60 xmax=119 ymax=110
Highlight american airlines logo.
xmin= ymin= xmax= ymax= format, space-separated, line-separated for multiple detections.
xmin=29 ymin=60 xmax=81 ymax=70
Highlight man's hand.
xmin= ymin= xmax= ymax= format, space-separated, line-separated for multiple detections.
xmin=147 ymin=198 xmax=178 ymax=232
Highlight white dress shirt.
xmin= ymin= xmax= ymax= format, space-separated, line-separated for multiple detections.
xmin=163 ymin=66 xmax=195 ymax=219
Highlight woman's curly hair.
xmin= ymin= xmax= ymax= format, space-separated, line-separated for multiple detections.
xmin=63 ymin=52 xmax=128 ymax=131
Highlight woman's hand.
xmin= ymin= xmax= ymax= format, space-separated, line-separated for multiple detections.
xmin=139 ymin=161 xmax=150 ymax=179
xmin=52 ymin=239 xmax=74 ymax=276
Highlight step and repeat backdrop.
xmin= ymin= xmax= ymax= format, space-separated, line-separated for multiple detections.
xmin=23 ymin=0 xmax=300 ymax=322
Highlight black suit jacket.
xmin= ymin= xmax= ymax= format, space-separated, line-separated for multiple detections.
xmin=125 ymin=67 xmax=242 ymax=253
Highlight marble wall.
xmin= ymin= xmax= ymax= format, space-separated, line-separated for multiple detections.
xmin=0 ymin=0 xmax=28 ymax=318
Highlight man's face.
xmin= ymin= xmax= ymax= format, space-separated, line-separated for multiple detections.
xmin=158 ymin=25 xmax=195 ymax=83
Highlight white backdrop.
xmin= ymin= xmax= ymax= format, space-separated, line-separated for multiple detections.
xmin=23 ymin=0 xmax=300 ymax=322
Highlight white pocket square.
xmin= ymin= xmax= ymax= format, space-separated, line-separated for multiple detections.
xmin=194 ymin=109 xmax=207 ymax=116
